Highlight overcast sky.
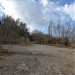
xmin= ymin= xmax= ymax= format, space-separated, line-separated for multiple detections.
xmin=0 ymin=0 xmax=75 ymax=33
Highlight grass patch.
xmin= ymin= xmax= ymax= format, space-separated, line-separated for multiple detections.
xmin=16 ymin=44 xmax=33 ymax=46
xmin=55 ymin=45 xmax=72 ymax=49
xmin=57 ymin=50 xmax=74 ymax=55
xmin=55 ymin=45 xmax=75 ymax=49
xmin=48 ymin=44 xmax=75 ymax=49
xmin=47 ymin=44 xmax=55 ymax=46
xmin=0 ymin=48 xmax=11 ymax=60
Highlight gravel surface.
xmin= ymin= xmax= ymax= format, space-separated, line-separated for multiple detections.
xmin=0 ymin=44 xmax=75 ymax=75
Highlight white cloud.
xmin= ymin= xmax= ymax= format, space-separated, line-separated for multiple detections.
xmin=62 ymin=3 xmax=75 ymax=20
xmin=41 ymin=0 xmax=48 ymax=6
xmin=11 ymin=0 xmax=43 ymax=25
xmin=0 ymin=0 xmax=74 ymax=32
xmin=57 ymin=3 xmax=75 ymax=21
xmin=0 ymin=0 xmax=19 ymax=19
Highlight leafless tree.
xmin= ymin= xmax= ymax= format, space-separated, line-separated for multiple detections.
xmin=48 ymin=20 xmax=53 ymax=36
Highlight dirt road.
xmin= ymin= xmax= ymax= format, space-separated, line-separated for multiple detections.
xmin=0 ymin=44 xmax=75 ymax=75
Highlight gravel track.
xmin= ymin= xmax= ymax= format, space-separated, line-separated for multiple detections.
xmin=0 ymin=44 xmax=74 ymax=75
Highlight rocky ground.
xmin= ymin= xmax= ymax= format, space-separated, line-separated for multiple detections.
xmin=0 ymin=44 xmax=75 ymax=75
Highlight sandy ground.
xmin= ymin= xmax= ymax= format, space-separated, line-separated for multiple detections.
xmin=0 ymin=44 xmax=75 ymax=75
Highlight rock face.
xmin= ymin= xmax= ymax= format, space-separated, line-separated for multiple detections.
xmin=0 ymin=45 xmax=74 ymax=75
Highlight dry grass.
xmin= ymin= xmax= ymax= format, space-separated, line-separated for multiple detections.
xmin=57 ymin=49 xmax=74 ymax=55
xmin=48 ymin=43 xmax=75 ymax=49
xmin=56 ymin=45 xmax=72 ymax=48
xmin=0 ymin=48 xmax=11 ymax=60
xmin=16 ymin=44 xmax=33 ymax=46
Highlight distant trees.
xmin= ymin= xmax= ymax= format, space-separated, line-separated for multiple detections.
xmin=30 ymin=19 xmax=74 ymax=46
xmin=31 ymin=30 xmax=47 ymax=44
xmin=48 ymin=20 xmax=74 ymax=46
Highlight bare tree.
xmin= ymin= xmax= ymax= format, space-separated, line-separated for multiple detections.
xmin=57 ymin=22 xmax=61 ymax=38
xmin=48 ymin=20 xmax=53 ymax=36
xmin=53 ymin=22 xmax=57 ymax=37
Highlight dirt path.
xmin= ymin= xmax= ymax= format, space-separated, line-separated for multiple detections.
xmin=0 ymin=44 xmax=75 ymax=75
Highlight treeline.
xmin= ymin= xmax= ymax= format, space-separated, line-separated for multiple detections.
xmin=0 ymin=15 xmax=75 ymax=47
xmin=31 ymin=21 xmax=75 ymax=46
xmin=31 ymin=30 xmax=71 ymax=46
xmin=31 ymin=30 xmax=60 ymax=45
xmin=0 ymin=15 xmax=30 ymax=44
